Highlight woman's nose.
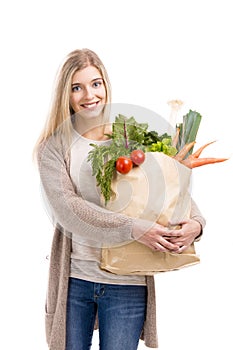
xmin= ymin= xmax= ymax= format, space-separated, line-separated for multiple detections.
xmin=84 ymin=86 xmax=94 ymax=99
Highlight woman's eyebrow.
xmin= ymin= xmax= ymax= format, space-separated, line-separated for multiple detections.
xmin=71 ymin=77 xmax=103 ymax=86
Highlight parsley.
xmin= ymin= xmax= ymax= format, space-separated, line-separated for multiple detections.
xmin=87 ymin=142 xmax=127 ymax=204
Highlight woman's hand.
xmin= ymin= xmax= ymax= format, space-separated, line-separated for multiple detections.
xmin=134 ymin=222 xmax=182 ymax=253
xmin=167 ymin=219 xmax=202 ymax=253
xmin=133 ymin=219 xmax=201 ymax=253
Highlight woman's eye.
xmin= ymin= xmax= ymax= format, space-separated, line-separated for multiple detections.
xmin=72 ymin=85 xmax=81 ymax=92
xmin=93 ymin=81 xmax=102 ymax=88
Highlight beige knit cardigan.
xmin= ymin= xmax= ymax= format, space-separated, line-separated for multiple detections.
xmin=38 ymin=134 xmax=205 ymax=350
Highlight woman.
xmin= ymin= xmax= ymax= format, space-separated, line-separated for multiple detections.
xmin=35 ymin=49 xmax=205 ymax=350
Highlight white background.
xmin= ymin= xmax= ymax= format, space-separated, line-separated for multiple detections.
xmin=1 ymin=0 xmax=232 ymax=349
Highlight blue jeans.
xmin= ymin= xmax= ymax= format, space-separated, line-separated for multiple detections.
xmin=66 ymin=278 xmax=147 ymax=350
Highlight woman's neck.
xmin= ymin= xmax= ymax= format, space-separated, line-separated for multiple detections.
xmin=74 ymin=118 xmax=112 ymax=141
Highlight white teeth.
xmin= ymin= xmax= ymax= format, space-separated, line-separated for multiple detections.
xmin=82 ymin=102 xmax=97 ymax=108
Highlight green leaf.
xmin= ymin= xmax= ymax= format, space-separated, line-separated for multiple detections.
xmin=112 ymin=114 xmax=148 ymax=146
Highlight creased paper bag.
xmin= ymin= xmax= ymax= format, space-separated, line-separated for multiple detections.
xmin=100 ymin=152 xmax=200 ymax=275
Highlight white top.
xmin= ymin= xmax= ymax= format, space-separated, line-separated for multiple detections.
xmin=69 ymin=129 xmax=146 ymax=285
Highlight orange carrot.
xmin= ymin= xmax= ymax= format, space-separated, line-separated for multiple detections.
xmin=176 ymin=140 xmax=229 ymax=168
xmin=191 ymin=140 xmax=216 ymax=158
xmin=182 ymin=157 xmax=228 ymax=169
xmin=173 ymin=141 xmax=196 ymax=161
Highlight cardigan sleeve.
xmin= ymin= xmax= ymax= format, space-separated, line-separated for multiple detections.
xmin=190 ymin=198 xmax=206 ymax=241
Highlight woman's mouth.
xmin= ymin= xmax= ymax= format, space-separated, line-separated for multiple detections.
xmin=81 ymin=101 xmax=100 ymax=109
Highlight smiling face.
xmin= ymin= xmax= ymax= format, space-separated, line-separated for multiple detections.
xmin=70 ymin=65 xmax=107 ymax=120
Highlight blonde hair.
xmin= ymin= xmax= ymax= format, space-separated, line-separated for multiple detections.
xmin=34 ymin=49 xmax=111 ymax=155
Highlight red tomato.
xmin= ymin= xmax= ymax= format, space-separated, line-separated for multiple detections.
xmin=130 ymin=149 xmax=145 ymax=166
xmin=115 ymin=156 xmax=133 ymax=174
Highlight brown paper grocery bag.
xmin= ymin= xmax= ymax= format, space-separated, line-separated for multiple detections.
xmin=100 ymin=152 xmax=200 ymax=275
xmin=101 ymin=242 xmax=199 ymax=275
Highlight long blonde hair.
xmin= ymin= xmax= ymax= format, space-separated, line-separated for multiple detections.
xmin=34 ymin=49 xmax=111 ymax=155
